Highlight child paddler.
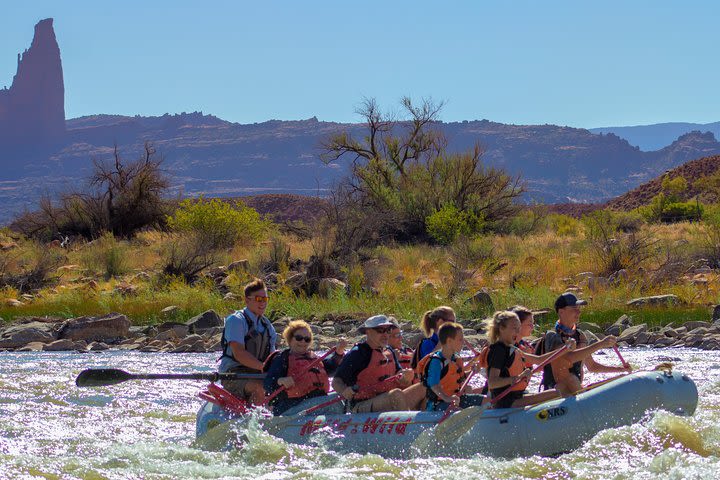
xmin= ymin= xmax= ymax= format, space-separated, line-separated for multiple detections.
xmin=332 ymin=315 xmax=424 ymax=413
xmin=421 ymin=322 xmax=486 ymax=411
xmin=263 ymin=320 xmax=347 ymax=415
xmin=218 ymin=278 xmax=277 ymax=404
xmin=486 ymin=311 xmax=577 ymax=409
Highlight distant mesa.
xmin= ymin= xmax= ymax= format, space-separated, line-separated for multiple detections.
xmin=0 ymin=18 xmax=65 ymax=147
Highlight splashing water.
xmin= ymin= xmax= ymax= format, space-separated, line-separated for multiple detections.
xmin=1 ymin=349 xmax=719 ymax=479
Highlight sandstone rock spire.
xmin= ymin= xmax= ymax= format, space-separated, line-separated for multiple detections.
xmin=0 ymin=18 xmax=65 ymax=146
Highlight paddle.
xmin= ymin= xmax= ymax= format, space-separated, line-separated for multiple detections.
xmin=413 ymin=345 xmax=569 ymax=453
xmin=613 ymin=345 xmax=631 ymax=369
xmin=435 ymin=367 xmax=479 ymax=425
xmin=261 ymin=347 xmax=337 ymax=406
xmin=75 ymin=368 xmax=265 ymax=387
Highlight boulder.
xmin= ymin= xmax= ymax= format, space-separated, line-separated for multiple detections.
xmin=587 ymin=276 xmax=609 ymax=292
xmin=617 ymin=324 xmax=647 ymax=344
xmin=161 ymin=306 xmax=180 ymax=319
xmin=87 ymin=341 xmax=109 ymax=351
xmin=627 ymin=295 xmax=682 ymax=308
xmin=227 ymin=259 xmax=250 ymax=273
xmin=223 ymin=293 xmax=239 ymax=302
xmin=608 ymin=269 xmax=629 ymax=285
xmin=577 ymin=322 xmax=601 ymax=333
xmin=157 ymin=322 xmax=189 ymax=337
xmin=5 ymin=299 xmax=23 ymax=307
xmin=16 ymin=342 xmax=45 ymax=352
xmin=43 ymin=339 xmax=76 ymax=351
xmin=0 ymin=322 xmax=57 ymax=348
xmin=466 ymin=289 xmax=494 ymax=310
xmin=285 ymin=271 xmax=308 ymax=292
xmin=660 ymin=326 xmax=679 ymax=338
xmin=57 ymin=313 xmax=131 ymax=342
xmin=317 ymin=278 xmax=347 ymax=298
xmin=605 ymin=315 xmax=632 ymax=336
xmin=179 ymin=334 xmax=204 ymax=347
xmin=684 ymin=321 xmax=711 ymax=331
xmin=186 ymin=310 xmax=223 ymax=333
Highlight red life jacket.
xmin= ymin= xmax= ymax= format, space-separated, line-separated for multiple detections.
xmin=354 ymin=348 xmax=399 ymax=401
xmin=397 ymin=347 xmax=413 ymax=369
xmin=285 ymin=352 xmax=330 ymax=398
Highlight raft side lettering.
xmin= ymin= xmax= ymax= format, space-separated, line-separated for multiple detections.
xmin=299 ymin=416 xmax=413 ymax=436
xmin=535 ymin=406 xmax=568 ymax=421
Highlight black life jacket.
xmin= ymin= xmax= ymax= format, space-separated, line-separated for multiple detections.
xmin=219 ymin=310 xmax=274 ymax=372
xmin=536 ymin=329 xmax=584 ymax=390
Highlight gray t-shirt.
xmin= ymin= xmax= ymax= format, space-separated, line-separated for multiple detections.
xmin=218 ymin=308 xmax=277 ymax=372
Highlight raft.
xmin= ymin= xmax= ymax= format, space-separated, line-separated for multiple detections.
xmin=196 ymin=369 xmax=698 ymax=458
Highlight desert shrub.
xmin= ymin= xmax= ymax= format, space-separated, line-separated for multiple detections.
xmin=547 ymin=214 xmax=582 ymax=236
xmin=0 ymin=242 xmax=64 ymax=293
xmin=613 ymin=211 xmax=645 ymax=233
xmin=322 ymin=97 xmax=524 ymax=250
xmin=447 ymin=236 xmax=503 ymax=296
xmin=495 ymin=208 xmax=545 ymax=237
xmin=160 ymin=234 xmax=219 ymax=283
xmin=168 ymin=197 xmax=272 ymax=250
xmin=11 ymin=143 xmax=170 ymax=240
xmin=583 ymin=210 xmax=656 ymax=276
xmin=260 ymin=236 xmax=291 ymax=274
xmin=426 ymin=204 xmax=482 ymax=245
xmin=79 ymin=233 xmax=130 ymax=279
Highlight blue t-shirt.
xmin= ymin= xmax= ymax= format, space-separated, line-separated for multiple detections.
xmin=219 ymin=308 xmax=277 ymax=372
xmin=418 ymin=333 xmax=440 ymax=358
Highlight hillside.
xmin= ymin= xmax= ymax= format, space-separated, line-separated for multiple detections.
xmin=606 ymin=154 xmax=720 ymax=211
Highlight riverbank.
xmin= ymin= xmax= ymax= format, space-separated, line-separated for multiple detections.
xmin=3 ymin=306 xmax=720 ymax=353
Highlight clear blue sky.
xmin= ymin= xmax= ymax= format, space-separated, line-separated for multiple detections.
xmin=1 ymin=1 xmax=717 ymax=128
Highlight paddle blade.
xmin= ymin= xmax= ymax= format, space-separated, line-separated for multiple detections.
xmin=76 ymin=368 xmax=133 ymax=387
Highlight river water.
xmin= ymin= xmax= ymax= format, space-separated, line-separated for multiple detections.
xmin=1 ymin=348 xmax=718 ymax=479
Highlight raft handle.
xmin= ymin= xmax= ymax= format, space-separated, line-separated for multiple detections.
xmin=655 ymin=377 xmax=665 ymax=384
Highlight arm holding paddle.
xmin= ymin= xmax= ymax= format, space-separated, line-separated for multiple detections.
xmin=572 ymin=335 xmax=632 ymax=373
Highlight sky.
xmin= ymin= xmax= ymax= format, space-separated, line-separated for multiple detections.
xmin=1 ymin=1 xmax=718 ymax=128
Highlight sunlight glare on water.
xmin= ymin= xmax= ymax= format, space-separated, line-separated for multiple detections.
xmin=1 ymin=349 xmax=719 ymax=479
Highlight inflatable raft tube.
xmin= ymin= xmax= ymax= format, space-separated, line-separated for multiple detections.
xmin=196 ymin=369 xmax=698 ymax=458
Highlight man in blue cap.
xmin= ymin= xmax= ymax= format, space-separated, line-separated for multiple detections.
xmin=538 ymin=292 xmax=632 ymax=396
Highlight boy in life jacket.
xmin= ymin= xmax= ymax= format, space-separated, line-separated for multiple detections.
xmin=538 ymin=293 xmax=631 ymax=397
xmin=263 ymin=320 xmax=347 ymax=415
xmin=486 ymin=311 xmax=576 ymax=409
xmin=218 ymin=278 xmax=277 ymax=404
xmin=332 ymin=315 xmax=422 ymax=413
xmin=421 ymin=322 xmax=486 ymax=411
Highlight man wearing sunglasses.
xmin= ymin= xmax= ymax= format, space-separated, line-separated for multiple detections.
xmin=219 ymin=278 xmax=278 ymax=403
xmin=332 ymin=315 xmax=417 ymax=413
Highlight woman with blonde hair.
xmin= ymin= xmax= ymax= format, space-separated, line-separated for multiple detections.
xmin=263 ymin=320 xmax=347 ymax=415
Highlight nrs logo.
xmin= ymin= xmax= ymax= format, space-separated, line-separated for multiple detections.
xmin=535 ymin=406 xmax=567 ymax=421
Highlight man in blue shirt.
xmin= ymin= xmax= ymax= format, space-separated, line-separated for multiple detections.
xmin=219 ymin=278 xmax=278 ymax=403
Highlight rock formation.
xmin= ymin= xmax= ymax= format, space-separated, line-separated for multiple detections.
xmin=0 ymin=18 xmax=65 ymax=146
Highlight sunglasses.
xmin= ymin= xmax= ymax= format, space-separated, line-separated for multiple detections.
xmin=249 ymin=295 xmax=269 ymax=302
xmin=293 ymin=335 xmax=312 ymax=343
xmin=372 ymin=327 xmax=392 ymax=334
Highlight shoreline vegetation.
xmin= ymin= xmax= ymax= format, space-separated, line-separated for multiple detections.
xmin=3 ymin=98 xmax=720 ymax=351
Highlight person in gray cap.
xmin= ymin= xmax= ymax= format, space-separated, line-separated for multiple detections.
xmin=537 ymin=292 xmax=632 ymax=396
xmin=331 ymin=315 xmax=418 ymax=412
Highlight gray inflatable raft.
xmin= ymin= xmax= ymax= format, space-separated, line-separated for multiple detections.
xmin=196 ymin=369 xmax=698 ymax=458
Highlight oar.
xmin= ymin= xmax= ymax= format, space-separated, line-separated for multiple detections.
xmin=413 ymin=345 xmax=568 ymax=453
xmin=613 ymin=345 xmax=631 ymax=369
xmin=263 ymin=373 xmax=404 ymax=435
xmin=464 ymin=339 xmax=481 ymax=356
xmin=261 ymin=347 xmax=336 ymax=406
xmin=75 ymin=368 xmax=265 ymax=387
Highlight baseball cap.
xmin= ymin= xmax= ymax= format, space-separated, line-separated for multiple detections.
xmin=554 ymin=292 xmax=588 ymax=312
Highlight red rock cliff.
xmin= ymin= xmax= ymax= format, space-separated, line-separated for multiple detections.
xmin=0 ymin=18 xmax=65 ymax=146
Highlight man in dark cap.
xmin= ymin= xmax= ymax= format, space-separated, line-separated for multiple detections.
xmin=538 ymin=293 xmax=632 ymax=396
